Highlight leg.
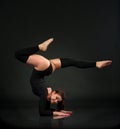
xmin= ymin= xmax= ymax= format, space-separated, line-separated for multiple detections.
xmin=15 ymin=38 xmax=54 ymax=71
xmin=52 ymin=58 xmax=112 ymax=70
xmin=27 ymin=54 xmax=50 ymax=71
xmin=49 ymin=58 xmax=112 ymax=72
xmin=49 ymin=58 xmax=96 ymax=72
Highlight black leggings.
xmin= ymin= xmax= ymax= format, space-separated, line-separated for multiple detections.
xmin=15 ymin=45 xmax=96 ymax=69
xmin=15 ymin=46 xmax=39 ymax=63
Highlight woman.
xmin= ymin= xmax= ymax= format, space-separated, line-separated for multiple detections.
xmin=15 ymin=38 xmax=112 ymax=116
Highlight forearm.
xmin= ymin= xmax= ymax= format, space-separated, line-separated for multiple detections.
xmin=39 ymin=110 xmax=53 ymax=116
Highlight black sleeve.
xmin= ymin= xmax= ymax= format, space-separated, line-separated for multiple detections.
xmin=56 ymin=101 xmax=64 ymax=111
xmin=39 ymin=97 xmax=53 ymax=116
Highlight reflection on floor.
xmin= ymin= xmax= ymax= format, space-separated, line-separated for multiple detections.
xmin=0 ymin=99 xmax=120 ymax=129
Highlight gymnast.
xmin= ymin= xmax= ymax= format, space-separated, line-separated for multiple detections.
xmin=15 ymin=38 xmax=112 ymax=116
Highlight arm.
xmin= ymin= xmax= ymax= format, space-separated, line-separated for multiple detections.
xmin=39 ymin=98 xmax=53 ymax=116
xmin=39 ymin=102 xmax=71 ymax=116
xmin=53 ymin=101 xmax=72 ymax=116
xmin=39 ymin=100 xmax=72 ymax=116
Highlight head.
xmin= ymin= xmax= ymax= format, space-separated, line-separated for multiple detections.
xmin=50 ymin=89 xmax=65 ymax=104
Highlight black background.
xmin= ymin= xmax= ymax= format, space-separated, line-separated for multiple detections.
xmin=0 ymin=0 xmax=120 ymax=129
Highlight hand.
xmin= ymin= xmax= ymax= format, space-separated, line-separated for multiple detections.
xmin=96 ymin=60 xmax=112 ymax=69
xmin=60 ymin=110 xmax=73 ymax=115
xmin=53 ymin=115 xmax=70 ymax=120
xmin=53 ymin=111 xmax=71 ymax=116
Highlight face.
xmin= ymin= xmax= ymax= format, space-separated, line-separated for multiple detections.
xmin=50 ymin=92 xmax=62 ymax=104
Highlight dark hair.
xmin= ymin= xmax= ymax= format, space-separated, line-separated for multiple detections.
xmin=55 ymin=89 xmax=65 ymax=111
xmin=55 ymin=89 xmax=65 ymax=101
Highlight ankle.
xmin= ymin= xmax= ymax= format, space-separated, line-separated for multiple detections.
xmin=38 ymin=38 xmax=54 ymax=52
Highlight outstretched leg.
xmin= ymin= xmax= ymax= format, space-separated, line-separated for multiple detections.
xmin=49 ymin=58 xmax=96 ymax=72
xmin=49 ymin=58 xmax=112 ymax=72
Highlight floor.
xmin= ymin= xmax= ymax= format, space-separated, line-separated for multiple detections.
xmin=0 ymin=99 xmax=120 ymax=129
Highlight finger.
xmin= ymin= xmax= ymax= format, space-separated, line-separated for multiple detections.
xmin=63 ymin=113 xmax=71 ymax=116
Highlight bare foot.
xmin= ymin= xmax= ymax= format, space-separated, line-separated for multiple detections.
xmin=96 ymin=60 xmax=112 ymax=68
xmin=38 ymin=38 xmax=54 ymax=51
